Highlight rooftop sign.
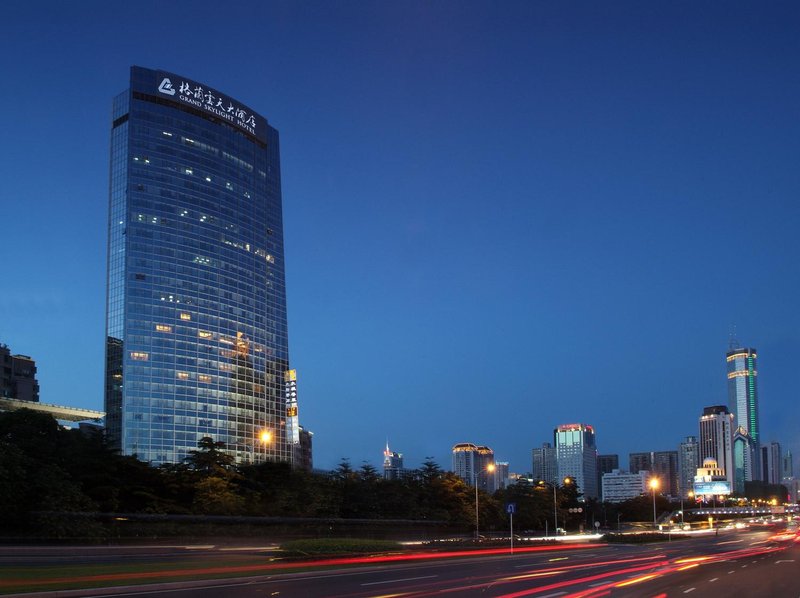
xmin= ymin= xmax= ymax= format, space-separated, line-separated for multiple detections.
xmin=132 ymin=67 xmax=268 ymax=144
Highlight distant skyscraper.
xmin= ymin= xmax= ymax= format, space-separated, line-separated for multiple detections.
xmin=629 ymin=452 xmax=652 ymax=475
xmin=628 ymin=451 xmax=678 ymax=496
xmin=597 ymin=454 xmax=619 ymax=501
xmin=554 ymin=423 xmax=598 ymax=500
xmin=0 ymin=344 xmax=39 ymax=403
xmin=727 ymin=346 xmax=760 ymax=479
xmin=452 ymin=443 xmax=497 ymax=492
xmin=783 ymin=449 xmax=794 ymax=481
xmin=679 ymin=436 xmax=700 ymax=499
xmin=733 ymin=427 xmax=753 ymax=494
xmin=495 ymin=461 xmax=510 ymax=490
xmin=699 ymin=405 xmax=734 ymax=489
xmin=383 ymin=440 xmax=404 ymax=480
xmin=298 ymin=426 xmax=313 ymax=472
xmin=104 ymin=67 xmax=291 ymax=466
xmin=532 ymin=442 xmax=557 ymax=483
xmin=768 ymin=442 xmax=782 ymax=485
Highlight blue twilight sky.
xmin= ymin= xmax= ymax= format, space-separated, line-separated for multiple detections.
xmin=2 ymin=1 xmax=800 ymax=475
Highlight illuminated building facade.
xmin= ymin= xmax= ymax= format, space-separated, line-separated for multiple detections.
xmin=383 ymin=441 xmax=405 ymax=480
xmin=452 ymin=442 xmax=497 ymax=492
xmin=601 ymin=469 xmax=647 ymax=503
xmin=733 ymin=427 xmax=753 ymax=494
xmin=726 ymin=346 xmax=760 ymax=479
xmin=698 ymin=405 xmax=734 ymax=489
xmin=104 ymin=67 xmax=291 ymax=466
xmin=693 ymin=457 xmax=732 ymax=497
xmin=532 ymin=442 xmax=557 ymax=484
xmin=554 ymin=423 xmax=598 ymax=500
xmin=629 ymin=451 xmax=679 ymax=497
xmin=678 ymin=436 xmax=700 ymax=499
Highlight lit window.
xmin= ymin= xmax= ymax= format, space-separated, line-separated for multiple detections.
xmin=180 ymin=313 xmax=191 ymax=321
xmin=155 ymin=324 xmax=172 ymax=333
xmin=185 ymin=168 xmax=193 ymax=175
xmin=176 ymin=372 xmax=189 ymax=380
xmin=130 ymin=352 xmax=149 ymax=361
xmin=225 ymin=182 xmax=233 ymax=190
xmin=198 ymin=330 xmax=212 ymax=338
xmin=205 ymin=176 xmax=212 ymax=182
xmin=162 ymin=131 xmax=173 ymax=137
xmin=198 ymin=374 xmax=212 ymax=383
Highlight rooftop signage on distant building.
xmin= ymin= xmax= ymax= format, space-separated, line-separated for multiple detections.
xmin=134 ymin=67 xmax=267 ymax=144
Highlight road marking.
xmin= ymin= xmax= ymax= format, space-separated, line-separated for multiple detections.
xmin=776 ymin=560 xmax=795 ymax=564
xmin=589 ymin=582 xmax=608 ymax=587
xmin=683 ymin=588 xmax=696 ymax=594
xmin=709 ymin=578 xmax=718 ymax=582
xmin=362 ymin=575 xmax=438 ymax=587
xmin=741 ymin=564 xmax=748 ymax=568
xmin=538 ymin=593 xmax=567 ymax=598
xmin=728 ymin=571 xmax=735 ymax=574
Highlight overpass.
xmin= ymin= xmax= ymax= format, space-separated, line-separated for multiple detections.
xmin=0 ymin=397 xmax=104 ymax=423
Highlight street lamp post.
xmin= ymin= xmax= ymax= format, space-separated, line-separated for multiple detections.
xmin=553 ymin=477 xmax=571 ymax=536
xmin=649 ymin=478 xmax=659 ymax=529
xmin=681 ymin=490 xmax=694 ymax=527
xmin=474 ymin=462 xmax=495 ymax=540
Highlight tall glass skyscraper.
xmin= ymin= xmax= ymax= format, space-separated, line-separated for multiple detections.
xmin=726 ymin=346 xmax=760 ymax=479
xmin=554 ymin=423 xmax=598 ymax=500
xmin=105 ymin=67 xmax=291 ymax=466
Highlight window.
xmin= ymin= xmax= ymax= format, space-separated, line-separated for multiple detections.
xmin=176 ymin=372 xmax=189 ymax=380
xmin=198 ymin=374 xmax=212 ymax=383
xmin=130 ymin=352 xmax=149 ymax=361
xmin=198 ymin=330 xmax=212 ymax=338
xmin=180 ymin=313 xmax=191 ymax=321
xmin=155 ymin=324 xmax=172 ymax=333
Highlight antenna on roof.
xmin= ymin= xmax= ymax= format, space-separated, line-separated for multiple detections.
xmin=729 ymin=324 xmax=740 ymax=350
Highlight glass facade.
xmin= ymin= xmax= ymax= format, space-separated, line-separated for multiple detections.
xmin=104 ymin=66 xmax=290 ymax=466
xmin=554 ymin=423 xmax=598 ymax=500
xmin=726 ymin=347 xmax=759 ymax=479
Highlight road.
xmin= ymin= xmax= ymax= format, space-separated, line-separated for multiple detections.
xmin=3 ymin=528 xmax=797 ymax=597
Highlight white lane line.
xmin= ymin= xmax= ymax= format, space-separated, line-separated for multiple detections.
xmin=728 ymin=570 xmax=735 ymax=574
xmin=539 ymin=592 xmax=567 ymax=598
xmin=684 ymin=588 xmax=696 ymax=594
xmin=741 ymin=564 xmax=748 ymax=568
xmin=776 ymin=559 xmax=796 ymax=564
xmin=589 ymin=582 xmax=608 ymax=587
xmin=361 ymin=575 xmax=438 ymax=587
xmin=709 ymin=578 xmax=719 ymax=582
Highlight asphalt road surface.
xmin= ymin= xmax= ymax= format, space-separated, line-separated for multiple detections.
xmin=4 ymin=528 xmax=798 ymax=597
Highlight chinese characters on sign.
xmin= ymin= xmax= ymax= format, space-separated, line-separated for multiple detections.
xmin=285 ymin=369 xmax=300 ymax=445
xmin=157 ymin=76 xmax=258 ymax=137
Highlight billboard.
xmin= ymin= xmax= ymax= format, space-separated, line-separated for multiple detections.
xmin=284 ymin=369 xmax=299 ymax=445
xmin=693 ymin=480 xmax=732 ymax=496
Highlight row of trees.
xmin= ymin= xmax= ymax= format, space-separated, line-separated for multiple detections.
xmin=0 ymin=409 xmax=674 ymax=538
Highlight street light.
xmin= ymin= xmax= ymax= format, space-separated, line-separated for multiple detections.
xmin=250 ymin=429 xmax=272 ymax=462
xmin=553 ymin=477 xmax=571 ymax=536
xmin=649 ymin=478 xmax=660 ymax=529
xmin=474 ymin=462 xmax=496 ymax=540
xmin=681 ymin=490 xmax=694 ymax=527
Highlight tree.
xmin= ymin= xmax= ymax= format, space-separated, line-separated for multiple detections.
xmin=192 ymin=476 xmax=246 ymax=515
xmin=185 ymin=437 xmax=235 ymax=476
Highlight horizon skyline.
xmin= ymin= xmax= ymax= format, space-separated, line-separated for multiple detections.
xmin=3 ymin=2 xmax=800 ymax=473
